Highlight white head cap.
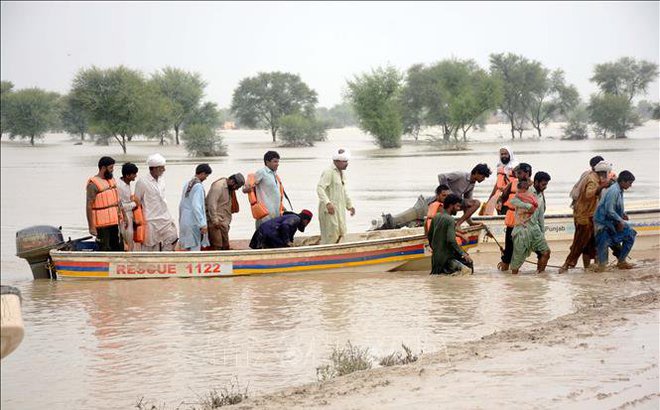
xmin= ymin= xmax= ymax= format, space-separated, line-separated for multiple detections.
xmin=332 ymin=148 xmax=351 ymax=162
xmin=147 ymin=153 xmax=166 ymax=167
xmin=594 ymin=160 xmax=612 ymax=173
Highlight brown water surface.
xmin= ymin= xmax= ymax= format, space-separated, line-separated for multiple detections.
xmin=1 ymin=123 xmax=658 ymax=409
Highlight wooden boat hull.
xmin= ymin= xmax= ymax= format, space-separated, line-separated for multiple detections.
xmin=46 ymin=208 xmax=660 ymax=279
xmin=49 ymin=227 xmax=483 ymax=280
xmin=1 ymin=286 xmax=24 ymax=360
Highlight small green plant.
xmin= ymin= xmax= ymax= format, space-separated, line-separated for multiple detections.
xmin=135 ymin=396 xmax=168 ymax=410
xmin=379 ymin=344 xmax=421 ymax=367
xmin=316 ymin=341 xmax=372 ymax=382
xmin=191 ymin=377 xmax=248 ymax=409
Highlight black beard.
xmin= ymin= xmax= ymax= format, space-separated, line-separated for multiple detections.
xmin=501 ymin=157 xmax=510 ymax=164
xmin=104 ymin=171 xmax=113 ymax=179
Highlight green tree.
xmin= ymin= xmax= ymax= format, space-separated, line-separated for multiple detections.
xmin=347 ymin=65 xmax=404 ymax=148
xmin=186 ymin=101 xmax=222 ymax=129
xmin=279 ymin=113 xmax=328 ymax=147
xmin=590 ymin=57 xmax=659 ymax=103
xmin=151 ymin=67 xmax=206 ymax=145
xmin=59 ymin=94 xmax=89 ymax=141
xmin=561 ymin=105 xmax=589 ymax=140
xmin=3 ymin=88 xmax=60 ymax=145
xmin=231 ymin=72 xmax=318 ymax=142
xmin=182 ymin=123 xmax=227 ymax=157
xmin=71 ymin=66 xmax=151 ymax=153
xmin=316 ymin=102 xmax=357 ymax=129
xmin=588 ymin=93 xmax=641 ymax=139
xmin=401 ymin=59 xmax=502 ymax=142
xmin=652 ymin=103 xmax=660 ymax=120
xmin=527 ymin=69 xmax=580 ymax=138
xmin=1 ymin=80 xmax=15 ymax=135
xmin=490 ymin=53 xmax=543 ymax=139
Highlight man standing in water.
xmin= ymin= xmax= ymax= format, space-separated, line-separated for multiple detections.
xmin=134 ymin=154 xmax=178 ymax=251
xmin=428 ymin=194 xmax=473 ymax=275
xmin=178 ymin=164 xmax=213 ymax=251
xmin=86 ymin=156 xmax=125 ymax=251
xmin=317 ymin=148 xmax=355 ymax=244
xmin=496 ymin=163 xmax=532 ymax=271
xmin=437 ymin=164 xmax=491 ymax=226
xmin=118 ymin=162 xmax=140 ymax=251
xmin=484 ymin=147 xmax=518 ymax=216
xmin=243 ymin=151 xmax=286 ymax=229
xmin=509 ymin=172 xmax=552 ymax=274
xmin=559 ymin=161 xmax=612 ymax=272
xmin=593 ymin=171 xmax=637 ymax=272
xmin=206 ymin=173 xmax=245 ymax=250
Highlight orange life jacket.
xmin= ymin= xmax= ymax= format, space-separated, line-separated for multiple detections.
xmin=503 ymin=177 xmax=519 ymax=227
xmin=425 ymin=201 xmax=443 ymax=233
xmin=132 ymin=195 xmax=146 ymax=244
xmin=88 ymin=176 xmax=120 ymax=228
xmin=496 ymin=165 xmax=512 ymax=190
xmin=246 ymin=173 xmax=285 ymax=220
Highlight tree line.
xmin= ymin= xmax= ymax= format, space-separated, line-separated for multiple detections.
xmin=346 ymin=54 xmax=659 ymax=148
xmin=0 ymin=54 xmax=658 ymax=153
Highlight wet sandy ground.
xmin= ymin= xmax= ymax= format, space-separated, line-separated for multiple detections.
xmin=239 ymin=266 xmax=660 ymax=409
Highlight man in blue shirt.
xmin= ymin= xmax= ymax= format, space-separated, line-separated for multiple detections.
xmin=593 ymin=170 xmax=636 ymax=271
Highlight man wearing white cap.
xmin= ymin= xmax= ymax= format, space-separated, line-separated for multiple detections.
xmin=317 ymin=148 xmax=355 ymax=244
xmin=559 ymin=160 xmax=613 ymax=272
xmin=134 ymin=154 xmax=178 ymax=251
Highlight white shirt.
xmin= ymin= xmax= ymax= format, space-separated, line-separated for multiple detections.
xmin=134 ymin=173 xmax=176 ymax=246
xmin=118 ymin=178 xmax=136 ymax=214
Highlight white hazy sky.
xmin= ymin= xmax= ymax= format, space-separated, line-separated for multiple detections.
xmin=1 ymin=1 xmax=658 ymax=108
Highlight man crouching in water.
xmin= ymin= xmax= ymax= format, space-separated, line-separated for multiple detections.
xmin=428 ymin=194 xmax=473 ymax=275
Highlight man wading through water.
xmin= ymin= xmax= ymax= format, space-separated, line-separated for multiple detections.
xmin=428 ymin=194 xmax=473 ymax=275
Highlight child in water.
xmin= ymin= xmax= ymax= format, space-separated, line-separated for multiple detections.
xmin=512 ymin=179 xmax=538 ymax=226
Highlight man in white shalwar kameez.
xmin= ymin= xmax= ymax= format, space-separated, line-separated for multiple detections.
xmin=317 ymin=148 xmax=356 ymax=244
xmin=179 ymin=164 xmax=212 ymax=251
xmin=134 ymin=154 xmax=178 ymax=251
xmin=118 ymin=162 xmax=139 ymax=251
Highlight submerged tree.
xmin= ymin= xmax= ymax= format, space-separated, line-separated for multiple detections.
xmin=490 ymin=53 xmax=542 ymax=139
xmin=182 ymin=123 xmax=226 ymax=157
xmin=231 ymin=72 xmax=318 ymax=142
xmin=59 ymin=94 xmax=89 ymax=141
xmin=527 ymin=69 xmax=580 ymax=138
xmin=3 ymin=87 xmax=60 ymax=145
xmin=151 ymin=67 xmax=206 ymax=145
xmin=347 ymin=65 xmax=404 ymax=148
xmin=71 ymin=66 xmax=151 ymax=153
xmin=1 ymin=80 xmax=15 ymax=135
xmin=588 ymin=93 xmax=641 ymax=139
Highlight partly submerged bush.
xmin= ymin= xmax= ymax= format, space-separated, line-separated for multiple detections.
xmin=182 ymin=124 xmax=227 ymax=157
xmin=379 ymin=344 xmax=420 ymax=367
xmin=316 ymin=341 xmax=372 ymax=382
xmin=279 ymin=113 xmax=327 ymax=147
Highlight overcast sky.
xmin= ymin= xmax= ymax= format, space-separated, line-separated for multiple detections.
xmin=1 ymin=1 xmax=658 ymax=108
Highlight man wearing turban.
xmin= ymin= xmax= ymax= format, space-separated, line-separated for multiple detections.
xmin=134 ymin=154 xmax=178 ymax=251
xmin=316 ymin=148 xmax=356 ymax=244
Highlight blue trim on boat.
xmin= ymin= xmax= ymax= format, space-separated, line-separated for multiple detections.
xmin=234 ymin=248 xmax=425 ymax=270
xmin=54 ymin=265 xmax=109 ymax=272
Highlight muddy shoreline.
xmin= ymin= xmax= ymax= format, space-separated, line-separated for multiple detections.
xmin=238 ymin=269 xmax=660 ymax=409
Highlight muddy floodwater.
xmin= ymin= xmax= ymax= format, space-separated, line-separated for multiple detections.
xmin=1 ymin=123 xmax=659 ymax=409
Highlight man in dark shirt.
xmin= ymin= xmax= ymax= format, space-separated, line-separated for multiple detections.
xmin=428 ymin=194 xmax=473 ymax=275
xmin=249 ymin=210 xmax=313 ymax=249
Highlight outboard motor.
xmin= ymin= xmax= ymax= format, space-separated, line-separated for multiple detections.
xmin=16 ymin=225 xmax=66 ymax=279
xmin=15 ymin=226 xmax=95 ymax=279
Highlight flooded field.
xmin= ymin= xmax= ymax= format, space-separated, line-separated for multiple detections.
xmin=1 ymin=122 xmax=659 ymax=409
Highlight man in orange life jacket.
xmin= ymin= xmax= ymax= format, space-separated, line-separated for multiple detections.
xmin=86 ymin=156 xmax=125 ymax=251
xmin=243 ymin=151 xmax=285 ymax=229
xmin=485 ymin=147 xmax=518 ymax=216
xmin=424 ymin=184 xmax=451 ymax=234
